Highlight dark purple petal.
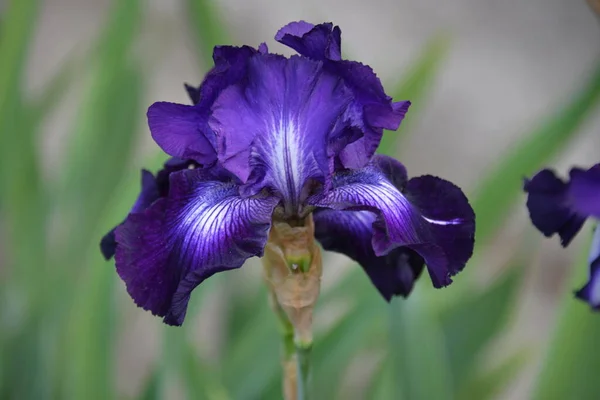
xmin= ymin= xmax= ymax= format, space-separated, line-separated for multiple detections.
xmin=335 ymin=61 xmax=411 ymax=168
xmin=202 ymin=45 xmax=258 ymax=107
xmin=100 ymin=159 xmax=200 ymax=261
xmin=309 ymin=160 xmax=475 ymax=288
xmin=100 ymin=229 xmax=118 ymax=260
xmin=314 ymin=209 xmax=424 ymax=300
xmin=575 ymin=226 xmax=600 ymax=309
xmin=404 ymin=175 xmax=476 ymax=281
xmin=569 ymin=164 xmax=600 ymax=218
xmin=114 ymin=169 xmax=278 ymax=326
xmin=210 ymin=54 xmax=353 ymax=213
xmin=154 ymin=158 xmax=200 ymax=197
xmin=184 ymin=83 xmax=201 ymax=105
xmin=524 ymin=167 xmax=590 ymax=246
xmin=275 ymin=21 xmax=342 ymax=61
xmin=147 ymin=102 xmax=216 ymax=164
xmin=372 ymin=154 xmax=407 ymax=190
xmin=183 ymin=46 xmax=258 ymax=108
xmin=149 ymin=46 xmax=258 ymax=165
xmin=100 ymin=170 xmax=160 ymax=260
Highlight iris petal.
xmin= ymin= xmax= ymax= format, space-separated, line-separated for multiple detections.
xmin=335 ymin=62 xmax=410 ymax=169
xmin=100 ymin=170 xmax=159 ymax=260
xmin=575 ymin=226 xmax=600 ymax=309
xmin=569 ymin=164 xmax=600 ymax=218
xmin=148 ymin=46 xmax=258 ymax=165
xmin=210 ymin=54 xmax=353 ymax=212
xmin=309 ymin=157 xmax=475 ymax=288
xmin=275 ymin=21 xmax=342 ymax=61
xmin=313 ymin=209 xmax=424 ymax=300
xmin=147 ymin=102 xmax=216 ymax=164
xmin=275 ymin=21 xmax=410 ymax=169
xmin=100 ymin=159 xmax=198 ymax=260
xmin=114 ymin=168 xmax=278 ymax=326
xmin=524 ymin=165 xmax=600 ymax=246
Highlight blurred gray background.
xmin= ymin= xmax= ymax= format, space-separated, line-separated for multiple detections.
xmin=28 ymin=0 xmax=600 ymax=398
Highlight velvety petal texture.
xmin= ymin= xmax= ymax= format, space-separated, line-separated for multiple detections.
xmin=570 ymin=164 xmax=600 ymax=218
xmin=100 ymin=159 xmax=197 ymax=260
xmin=524 ymin=164 xmax=600 ymax=246
xmin=115 ymin=168 xmax=278 ymax=325
xmin=575 ymin=226 xmax=600 ymax=309
xmin=314 ymin=209 xmax=424 ymax=299
xmin=309 ymin=155 xmax=475 ymax=289
xmin=526 ymin=163 xmax=600 ymax=311
xmin=100 ymin=170 xmax=159 ymax=260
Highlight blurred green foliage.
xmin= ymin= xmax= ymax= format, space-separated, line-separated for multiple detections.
xmin=1 ymin=0 xmax=600 ymax=399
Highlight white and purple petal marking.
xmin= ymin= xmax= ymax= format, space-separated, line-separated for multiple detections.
xmin=210 ymin=54 xmax=353 ymax=212
xmin=115 ymin=169 xmax=278 ymax=326
xmin=309 ymin=160 xmax=475 ymax=288
xmin=254 ymin=117 xmax=307 ymax=209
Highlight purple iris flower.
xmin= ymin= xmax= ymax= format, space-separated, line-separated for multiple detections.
xmin=101 ymin=21 xmax=476 ymax=326
xmin=524 ymin=163 xmax=600 ymax=308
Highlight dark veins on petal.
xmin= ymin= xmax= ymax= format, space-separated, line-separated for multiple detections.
xmin=114 ymin=168 xmax=278 ymax=325
xmin=100 ymin=158 xmax=198 ymax=260
xmin=310 ymin=155 xmax=475 ymax=293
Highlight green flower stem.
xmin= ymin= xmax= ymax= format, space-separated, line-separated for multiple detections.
xmin=269 ymin=290 xmax=295 ymax=361
xmin=267 ymin=289 xmax=298 ymax=399
xmin=295 ymin=339 xmax=312 ymax=400
xmin=262 ymin=216 xmax=321 ymax=400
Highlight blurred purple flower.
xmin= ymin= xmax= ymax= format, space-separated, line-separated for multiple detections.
xmin=524 ymin=163 xmax=600 ymax=308
xmin=101 ymin=21 xmax=476 ymax=326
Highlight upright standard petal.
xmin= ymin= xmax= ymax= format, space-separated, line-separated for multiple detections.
xmin=575 ymin=226 xmax=600 ymax=309
xmin=210 ymin=54 xmax=353 ymax=213
xmin=275 ymin=21 xmax=342 ymax=61
xmin=147 ymin=102 xmax=217 ymax=164
xmin=335 ymin=62 xmax=410 ymax=168
xmin=275 ymin=21 xmax=410 ymax=168
xmin=149 ymin=46 xmax=258 ymax=165
xmin=314 ymin=209 xmax=424 ymax=300
xmin=114 ymin=168 xmax=278 ymax=325
xmin=524 ymin=164 xmax=600 ymax=246
xmin=309 ymin=156 xmax=475 ymax=288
